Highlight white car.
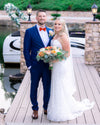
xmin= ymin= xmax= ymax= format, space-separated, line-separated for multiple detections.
xmin=3 ymin=31 xmax=85 ymax=63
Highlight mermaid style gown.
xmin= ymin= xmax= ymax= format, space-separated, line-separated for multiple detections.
xmin=47 ymin=40 xmax=94 ymax=122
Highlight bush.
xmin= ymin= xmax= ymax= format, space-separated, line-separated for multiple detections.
xmin=72 ymin=2 xmax=91 ymax=11
xmin=51 ymin=13 xmax=61 ymax=20
xmin=96 ymin=14 xmax=100 ymax=20
xmin=98 ymin=6 xmax=100 ymax=13
xmin=0 ymin=0 xmax=100 ymax=12
xmin=33 ymin=0 xmax=44 ymax=4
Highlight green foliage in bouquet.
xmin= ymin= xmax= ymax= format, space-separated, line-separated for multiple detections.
xmin=36 ymin=46 xmax=67 ymax=63
xmin=36 ymin=46 xmax=68 ymax=70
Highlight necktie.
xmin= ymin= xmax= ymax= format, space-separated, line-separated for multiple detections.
xmin=39 ymin=27 xmax=46 ymax=31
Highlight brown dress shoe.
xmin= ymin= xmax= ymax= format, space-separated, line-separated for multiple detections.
xmin=32 ymin=110 xmax=38 ymax=119
xmin=44 ymin=109 xmax=47 ymax=115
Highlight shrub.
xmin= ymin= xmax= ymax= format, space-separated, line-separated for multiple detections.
xmin=51 ymin=13 xmax=61 ymax=20
xmin=96 ymin=14 xmax=100 ymax=20
xmin=0 ymin=0 xmax=100 ymax=12
xmin=97 ymin=6 xmax=100 ymax=13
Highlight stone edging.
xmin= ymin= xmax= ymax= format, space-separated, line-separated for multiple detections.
xmin=86 ymin=21 xmax=100 ymax=24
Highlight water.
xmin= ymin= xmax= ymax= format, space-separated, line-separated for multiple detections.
xmin=0 ymin=68 xmax=20 ymax=113
xmin=0 ymin=26 xmax=20 ymax=113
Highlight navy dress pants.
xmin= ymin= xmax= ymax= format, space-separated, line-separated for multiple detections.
xmin=30 ymin=62 xmax=51 ymax=111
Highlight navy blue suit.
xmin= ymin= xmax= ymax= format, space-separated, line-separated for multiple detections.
xmin=23 ymin=25 xmax=52 ymax=111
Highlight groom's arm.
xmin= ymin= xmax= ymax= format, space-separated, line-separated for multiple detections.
xmin=23 ymin=29 xmax=32 ymax=68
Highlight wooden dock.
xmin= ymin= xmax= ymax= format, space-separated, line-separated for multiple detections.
xmin=5 ymin=56 xmax=100 ymax=125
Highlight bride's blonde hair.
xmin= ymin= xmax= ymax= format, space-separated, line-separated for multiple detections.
xmin=54 ymin=18 xmax=69 ymax=37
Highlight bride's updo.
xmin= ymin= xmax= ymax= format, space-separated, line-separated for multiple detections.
xmin=54 ymin=18 xmax=69 ymax=37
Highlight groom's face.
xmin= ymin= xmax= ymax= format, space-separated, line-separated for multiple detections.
xmin=36 ymin=12 xmax=47 ymax=26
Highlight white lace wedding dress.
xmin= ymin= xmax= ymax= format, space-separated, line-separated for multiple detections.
xmin=47 ymin=40 xmax=94 ymax=122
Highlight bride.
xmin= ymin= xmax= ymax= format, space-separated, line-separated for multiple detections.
xmin=47 ymin=18 xmax=94 ymax=122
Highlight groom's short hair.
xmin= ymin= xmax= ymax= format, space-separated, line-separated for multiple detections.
xmin=36 ymin=9 xmax=46 ymax=16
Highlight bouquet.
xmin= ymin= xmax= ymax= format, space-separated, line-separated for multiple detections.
xmin=36 ymin=46 xmax=68 ymax=70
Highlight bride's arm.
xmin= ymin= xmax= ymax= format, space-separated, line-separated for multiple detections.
xmin=60 ymin=33 xmax=70 ymax=57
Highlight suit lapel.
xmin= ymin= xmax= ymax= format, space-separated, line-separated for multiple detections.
xmin=34 ymin=25 xmax=53 ymax=47
xmin=46 ymin=26 xmax=49 ymax=36
xmin=46 ymin=26 xmax=53 ymax=46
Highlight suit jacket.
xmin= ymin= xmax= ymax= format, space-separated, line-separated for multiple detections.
xmin=23 ymin=25 xmax=53 ymax=68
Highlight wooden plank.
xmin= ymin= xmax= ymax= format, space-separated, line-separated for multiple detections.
xmin=0 ymin=113 xmax=5 ymax=125
xmin=7 ymin=123 xmax=34 ymax=125
xmin=32 ymin=80 xmax=43 ymax=123
xmin=5 ymin=71 xmax=30 ymax=122
xmin=76 ymin=57 xmax=95 ymax=124
xmin=23 ymin=102 xmax=33 ymax=123
xmin=14 ymin=82 xmax=30 ymax=122
xmin=79 ymin=58 xmax=100 ymax=124
xmin=23 ymin=82 xmax=32 ymax=123
xmin=67 ymin=119 xmax=76 ymax=124
xmin=73 ymin=57 xmax=86 ymax=124
xmin=73 ymin=58 xmax=84 ymax=124
xmin=42 ymin=113 xmax=51 ymax=123
xmin=88 ymin=66 xmax=100 ymax=93
xmin=72 ymin=57 xmax=86 ymax=124
xmin=80 ymin=58 xmax=100 ymax=124
xmin=41 ymin=81 xmax=51 ymax=124
xmin=11 ymin=71 xmax=30 ymax=122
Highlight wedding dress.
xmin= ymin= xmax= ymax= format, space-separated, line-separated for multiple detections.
xmin=47 ymin=39 xmax=94 ymax=122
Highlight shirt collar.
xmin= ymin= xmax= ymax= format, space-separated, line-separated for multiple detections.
xmin=36 ymin=24 xmax=46 ymax=31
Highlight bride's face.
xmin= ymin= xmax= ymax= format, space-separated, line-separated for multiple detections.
xmin=54 ymin=20 xmax=63 ymax=33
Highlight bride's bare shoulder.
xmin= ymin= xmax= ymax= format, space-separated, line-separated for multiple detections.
xmin=60 ymin=32 xmax=66 ymax=37
xmin=60 ymin=33 xmax=69 ymax=41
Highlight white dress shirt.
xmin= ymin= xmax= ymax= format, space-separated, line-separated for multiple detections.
xmin=36 ymin=24 xmax=49 ymax=47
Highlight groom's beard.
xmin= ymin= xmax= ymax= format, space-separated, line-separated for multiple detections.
xmin=38 ymin=21 xmax=46 ymax=26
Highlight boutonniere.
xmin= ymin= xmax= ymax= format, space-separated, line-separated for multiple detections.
xmin=49 ymin=30 xmax=54 ymax=37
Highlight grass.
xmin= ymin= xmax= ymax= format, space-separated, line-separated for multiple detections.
xmin=0 ymin=0 xmax=100 ymax=12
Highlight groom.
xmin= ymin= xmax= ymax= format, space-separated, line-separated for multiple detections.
xmin=23 ymin=10 xmax=52 ymax=119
